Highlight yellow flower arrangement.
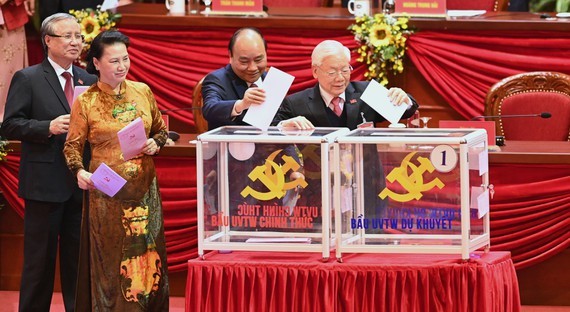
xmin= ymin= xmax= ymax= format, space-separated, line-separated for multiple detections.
xmin=0 ymin=137 xmax=9 ymax=162
xmin=349 ymin=13 xmax=413 ymax=86
xmin=69 ymin=5 xmax=122 ymax=67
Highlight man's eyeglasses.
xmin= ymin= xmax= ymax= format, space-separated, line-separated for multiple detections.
xmin=318 ymin=65 xmax=353 ymax=78
xmin=47 ymin=33 xmax=85 ymax=43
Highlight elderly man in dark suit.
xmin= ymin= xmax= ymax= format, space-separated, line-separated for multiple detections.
xmin=274 ymin=39 xmax=419 ymax=223
xmin=1 ymin=13 xmax=96 ymax=312
xmin=275 ymin=40 xmax=418 ymax=129
xmin=202 ymin=27 xmax=267 ymax=130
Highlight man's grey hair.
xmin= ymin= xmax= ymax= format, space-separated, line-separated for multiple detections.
xmin=40 ymin=13 xmax=78 ymax=54
xmin=311 ymin=40 xmax=351 ymax=67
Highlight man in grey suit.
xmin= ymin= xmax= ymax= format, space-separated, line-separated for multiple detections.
xmin=1 ymin=13 xmax=96 ymax=312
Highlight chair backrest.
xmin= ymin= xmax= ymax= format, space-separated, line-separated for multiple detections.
xmin=485 ymin=72 xmax=570 ymax=141
xmin=263 ymin=0 xmax=333 ymax=7
xmin=192 ymin=77 xmax=209 ymax=134
xmin=446 ymin=0 xmax=507 ymax=11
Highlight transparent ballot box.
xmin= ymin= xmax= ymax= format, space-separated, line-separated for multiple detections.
xmin=333 ymin=128 xmax=491 ymax=261
xmin=197 ymin=126 xmax=350 ymax=260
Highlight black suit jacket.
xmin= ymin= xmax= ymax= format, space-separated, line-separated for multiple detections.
xmin=274 ymin=81 xmax=419 ymax=221
xmin=275 ymin=81 xmax=419 ymax=130
xmin=202 ymin=64 xmax=266 ymax=130
xmin=1 ymin=59 xmax=97 ymax=202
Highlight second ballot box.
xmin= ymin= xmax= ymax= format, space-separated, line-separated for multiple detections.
xmin=333 ymin=128 xmax=491 ymax=261
xmin=196 ymin=126 xmax=349 ymax=260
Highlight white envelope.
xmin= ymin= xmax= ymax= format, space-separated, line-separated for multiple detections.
xmin=243 ymin=67 xmax=295 ymax=131
xmin=360 ymin=80 xmax=407 ymax=124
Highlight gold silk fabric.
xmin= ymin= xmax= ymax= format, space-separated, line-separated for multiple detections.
xmin=64 ymin=80 xmax=169 ymax=311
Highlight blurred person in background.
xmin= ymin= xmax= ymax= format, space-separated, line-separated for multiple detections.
xmin=40 ymin=0 xmax=103 ymax=22
xmin=0 ymin=0 xmax=34 ymax=120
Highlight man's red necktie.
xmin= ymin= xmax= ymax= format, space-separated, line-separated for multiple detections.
xmin=62 ymin=72 xmax=73 ymax=107
xmin=331 ymin=97 xmax=342 ymax=117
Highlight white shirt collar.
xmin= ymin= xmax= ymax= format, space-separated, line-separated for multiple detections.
xmin=319 ymin=85 xmax=345 ymax=107
xmin=47 ymin=57 xmax=73 ymax=77
xmin=248 ymin=77 xmax=263 ymax=88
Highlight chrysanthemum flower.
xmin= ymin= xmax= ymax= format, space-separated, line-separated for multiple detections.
xmin=348 ymin=13 xmax=412 ymax=85
xmin=369 ymin=24 xmax=392 ymax=48
xmin=81 ymin=16 xmax=101 ymax=42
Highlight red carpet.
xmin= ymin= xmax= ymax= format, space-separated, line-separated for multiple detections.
xmin=1 ymin=290 xmax=568 ymax=312
xmin=0 ymin=291 xmax=184 ymax=312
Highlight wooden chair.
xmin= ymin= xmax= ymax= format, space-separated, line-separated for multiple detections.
xmin=485 ymin=72 xmax=570 ymax=141
xmin=447 ymin=0 xmax=508 ymax=11
xmin=263 ymin=0 xmax=333 ymax=7
xmin=192 ymin=77 xmax=209 ymax=134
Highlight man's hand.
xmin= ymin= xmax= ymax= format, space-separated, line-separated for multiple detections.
xmin=49 ymin=114 xmax=71 ymax=135
xmin=234 ymin=87 xmax=266 ymax=114
xmin=387 ymin=87 xmax=411 ymax=106
xmin=279 ymin=116 xmax=315 ymax=130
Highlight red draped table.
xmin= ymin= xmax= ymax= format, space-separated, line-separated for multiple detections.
xmin=186 ymin=251 xmax=520 ymax=312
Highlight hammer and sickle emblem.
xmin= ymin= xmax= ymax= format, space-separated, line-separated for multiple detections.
xmin=379 ymin=152 xmax=445 ymax=202
xmin=240 ymin=149 xmax=308 ymax=201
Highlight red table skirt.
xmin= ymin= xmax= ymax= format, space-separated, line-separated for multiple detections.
xmin=186 ymin=251 xmax=520 ymax=312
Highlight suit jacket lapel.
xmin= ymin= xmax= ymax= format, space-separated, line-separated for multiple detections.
xmin=72 ymin=66 xmax=87 ymax=87
xmin=345 ymin=83 xmax=362 ymax=130
xmin=308 ymin=85 xmax=331 ymax=127
xmin=228 ymin=65 xmax=267 ymax=100
xmin=42 ymin=60 xmax=70 ymax=113
xmin=233 ymin=79 xmax=247 ymax=99
xmin=226 ymin=64 xmax=248 ymax=99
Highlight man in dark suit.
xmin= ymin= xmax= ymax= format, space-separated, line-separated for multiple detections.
xmin=274 ymin=39 xmax=419 ymax=223
xmin=202 ymin=27 xmax=267 ymax=130
xmin=201 ymin=28 xmax=307 ymax=231
xmin=275 ymin=40 xmax=418 ymax=129
xmin=1 ymin=13 xmax=96 ymax=312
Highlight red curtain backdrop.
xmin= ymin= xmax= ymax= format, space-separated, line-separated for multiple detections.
xmin=489 ymin=164 xmax=570 ymax=269
xmin=407 ymin=31 xmax=570 ymax=119
xmin=118 ymin=27 xmax=570 ymax=127
xmin=3 ymin=27 xmax=570 ymax=271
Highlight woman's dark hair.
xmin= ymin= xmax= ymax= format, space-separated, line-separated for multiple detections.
xmin=86 ymin=30 xmax=130 ymax=76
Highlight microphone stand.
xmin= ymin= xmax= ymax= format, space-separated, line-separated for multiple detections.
xmin=470 ymin=112 xmax=551 ymax=146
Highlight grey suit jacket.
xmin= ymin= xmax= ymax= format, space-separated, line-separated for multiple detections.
xmin=1 ymin=59 xmax=97 ymax=202
xmin=275 ymin=81 xmax=419 ymax=130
